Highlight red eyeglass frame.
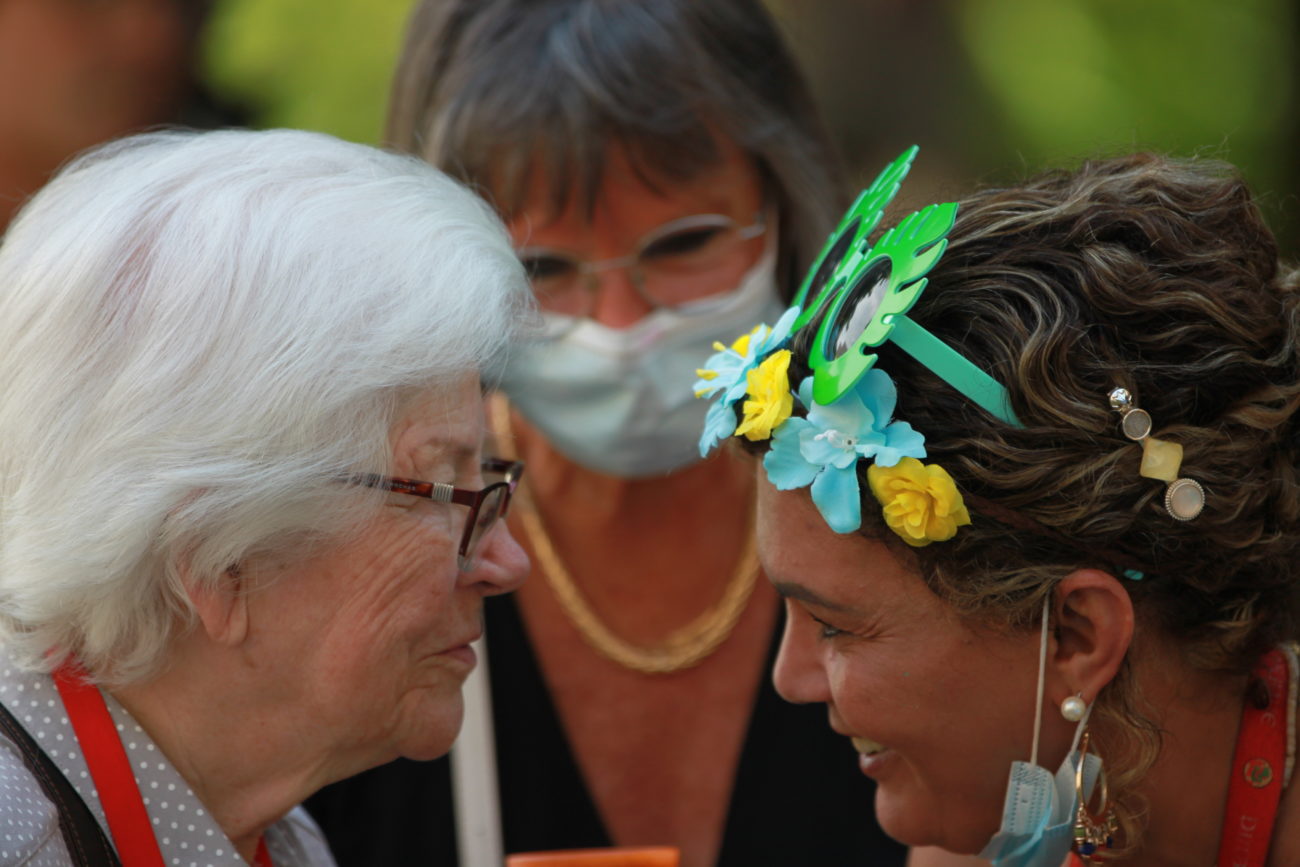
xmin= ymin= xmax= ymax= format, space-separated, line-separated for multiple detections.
xmin=355 ymin=457 xmax=524 ymax=569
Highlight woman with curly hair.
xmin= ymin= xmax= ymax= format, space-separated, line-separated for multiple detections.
xmin=697 ymin=147 xmax=1300 ymax=866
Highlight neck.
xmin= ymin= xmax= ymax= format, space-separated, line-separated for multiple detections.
xmin=1112 ymin=646 xmax=1249 ymax=865
xmin=111 ymin=642 xmax=335 ymax=863
xmin=501 ymin=403 xmax=761 ymax=648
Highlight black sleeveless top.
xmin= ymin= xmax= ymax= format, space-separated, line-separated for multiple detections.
xmin=307 ymin=593 xmax=906 ymax=866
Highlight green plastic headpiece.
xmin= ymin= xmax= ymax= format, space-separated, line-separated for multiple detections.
xmin=792 ymin=147 xmax=1020 ymax=426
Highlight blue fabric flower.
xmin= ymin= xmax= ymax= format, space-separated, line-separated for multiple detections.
xmin=699 ymin=398 xmax=742 ymax=457
xmin=696 ymin=305 xmax=800 ymax=456
xmin=764 ymin=368 xmax=926 ymax=533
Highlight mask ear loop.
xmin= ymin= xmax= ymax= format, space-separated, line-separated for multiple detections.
xmin=1029 ymin=591 xmax=1094 ymax=769
xmin=1030 ymin=593 xmax=1051 ymax=767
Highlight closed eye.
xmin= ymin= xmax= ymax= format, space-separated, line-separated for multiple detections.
xmin=810 ymin=612 xmax=847 ymax=640
xmin=519 ymin=253 xmax=577 ymax=281
xmin=641 ymin=226 xmax=727 ymax=261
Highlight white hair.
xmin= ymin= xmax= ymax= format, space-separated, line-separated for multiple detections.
xmin=0 ymin=128 xmax=531 ymax=683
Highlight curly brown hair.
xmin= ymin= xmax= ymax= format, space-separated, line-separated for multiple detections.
xmin=770 ymin=152 xmax=1300 ymax=849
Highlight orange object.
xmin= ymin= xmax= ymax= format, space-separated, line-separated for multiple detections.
xmin=506 ymin=847 xmax=680 ymax=866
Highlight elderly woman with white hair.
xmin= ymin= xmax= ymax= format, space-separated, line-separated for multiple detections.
xmin=0 ymin=128 xmax=530 ymax=865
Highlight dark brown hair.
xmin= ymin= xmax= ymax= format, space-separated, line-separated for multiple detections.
xmin=880 ymin=155 xmax=1299 ymax=656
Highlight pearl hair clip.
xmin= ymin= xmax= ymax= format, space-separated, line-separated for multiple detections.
xmin=1107 ymin=387 xmax=1204 ymax=521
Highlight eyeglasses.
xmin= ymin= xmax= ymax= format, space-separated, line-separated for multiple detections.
xmin=515 ymin=212 xmax=766 ymax=322
xmin=357 ymin=457 xmax=525 ymax=571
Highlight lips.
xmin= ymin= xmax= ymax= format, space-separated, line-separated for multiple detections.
xmin=852 ymin=736 xmax=887 ymax=757
xmin=437 ymin=630 xmax=482 ymax=664
xmin=443 ymin=628 xmax=483 ymax=653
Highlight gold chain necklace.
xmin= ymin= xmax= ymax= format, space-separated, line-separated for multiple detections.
xmin=489 ymin=394 xmax=760 ymax=675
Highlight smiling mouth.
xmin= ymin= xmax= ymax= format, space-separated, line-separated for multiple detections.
xmin=852 ymin=736 xmax=887 ymax=757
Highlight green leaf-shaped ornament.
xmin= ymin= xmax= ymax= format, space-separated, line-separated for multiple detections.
xmin=791 ymin=146 xmax=1021 ymax=427
xmin=809 ymin=200 xmax=958 ymax=406
xmin=791 ymin=145 xmax=919 ymax=330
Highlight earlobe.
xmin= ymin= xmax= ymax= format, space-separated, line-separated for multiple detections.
xmin=182 ymin=563 xmax=250 ymax=647
xmin=1049 ymin=568 xmax=1135 ymax=704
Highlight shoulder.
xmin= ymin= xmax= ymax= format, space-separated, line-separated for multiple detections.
xmin=0 ymin=736 xmax=70 ymax=865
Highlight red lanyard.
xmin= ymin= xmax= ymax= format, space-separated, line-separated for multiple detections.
xmin=53 ymin=663 xmax=274 ymax=867
xmin=1216 ymin=647 xmax=1291 ymax=867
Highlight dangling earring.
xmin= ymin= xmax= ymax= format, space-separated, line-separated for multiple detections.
xmin=1073 ymin=731 xmax=1117 ymax=862
xmin=1061 ymin=693 xmax=1086 ymax=722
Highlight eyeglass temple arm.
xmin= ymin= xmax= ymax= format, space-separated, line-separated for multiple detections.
xmin=888 ymin=315 xmax=1022 ymax=428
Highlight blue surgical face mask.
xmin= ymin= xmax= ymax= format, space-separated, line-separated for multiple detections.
xmin=978 ymin=597 xmax=1101 ymax=867
xmin=499 ymin=236 xmax=781 ymax=478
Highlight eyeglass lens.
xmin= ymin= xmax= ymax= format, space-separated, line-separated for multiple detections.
xmin=517 ymin=214 xmax=760 ymax=317
xmin=463 ymin=483 xmax=508 ymax=564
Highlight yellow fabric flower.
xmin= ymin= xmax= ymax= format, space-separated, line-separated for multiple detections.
xmin=735 ymin=349 xmax=794 ymax=442
xmin=867 ymin=457 xmax=971 ymax=547
xmin=728 ymin=327 xmax=758 ymax=357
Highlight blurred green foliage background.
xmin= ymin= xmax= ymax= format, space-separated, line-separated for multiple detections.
xmin=202 ymin=0 xmax=413 ymax=145
xmin=202 ymin=0 xmax=1298 ymax=254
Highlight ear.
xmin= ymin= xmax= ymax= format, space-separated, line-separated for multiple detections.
xmin=181 ymin=563 xmax=250 ymax=648
xmin=1048 ymin=568 xmax=1134 ymax=707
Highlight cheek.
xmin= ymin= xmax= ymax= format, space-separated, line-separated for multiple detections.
xmin=322 ymin=520 xmax=460 ymax=645
xmin=825 ymin=646 xmax=999 ymax=756
xmin=828 ymin=653 xmax=1017 ymax=850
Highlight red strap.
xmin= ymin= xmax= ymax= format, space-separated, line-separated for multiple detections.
xmin=1216 ymin=648 xmax=1289 ymax=867
xmin=53 ymin=663 xmax=273 ymax=867
xmin=54 ymin=664 xmax=165 ymax=867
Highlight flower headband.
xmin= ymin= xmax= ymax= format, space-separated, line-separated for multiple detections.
xmin=695 ymin=146 xmax=1019 ymax=546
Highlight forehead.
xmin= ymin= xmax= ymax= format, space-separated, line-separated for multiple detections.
xmin=505 ymin=136 xmax=764 ymax=247
xmin=391 ymin=374 xmax=485 ymax=471
xmin=756 ymin=477 xmax=923 ymax=611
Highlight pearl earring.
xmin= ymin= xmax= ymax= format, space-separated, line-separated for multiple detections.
xmin=1061 ymin=693 xmax=1087 ymax=722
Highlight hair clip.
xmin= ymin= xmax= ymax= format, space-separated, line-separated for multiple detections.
xmin=1108 ymin=387 xmax=1204 ymax=521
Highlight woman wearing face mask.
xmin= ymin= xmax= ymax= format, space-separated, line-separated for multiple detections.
xmin=305 ymin=2 xmax=908 ymax=867
xmin=702 ymin=147 xmax=1300 ymax=866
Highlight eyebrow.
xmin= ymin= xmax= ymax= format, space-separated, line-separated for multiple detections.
xmin=771 ymin=581 xmax=863 ymax=616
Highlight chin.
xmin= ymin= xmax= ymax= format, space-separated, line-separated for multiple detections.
xmin=396 ymin=692 xmax=465 ymax=762
xmin=873 ymin=783 xmax=987 ymax=855
xmin=873 ymin=787 xmax=928 ymax=848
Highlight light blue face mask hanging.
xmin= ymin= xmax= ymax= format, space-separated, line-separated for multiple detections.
xmin=978 ymin=596 xmax=1101 ymax=867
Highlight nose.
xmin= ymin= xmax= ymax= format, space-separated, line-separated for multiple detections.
xmin=587 ymin=266 xmax=657 ymax=329
xmin=465 ymin=519 xmax=529 ymax=595
xmin=772 ymin=600 xmax=832 ymax=704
